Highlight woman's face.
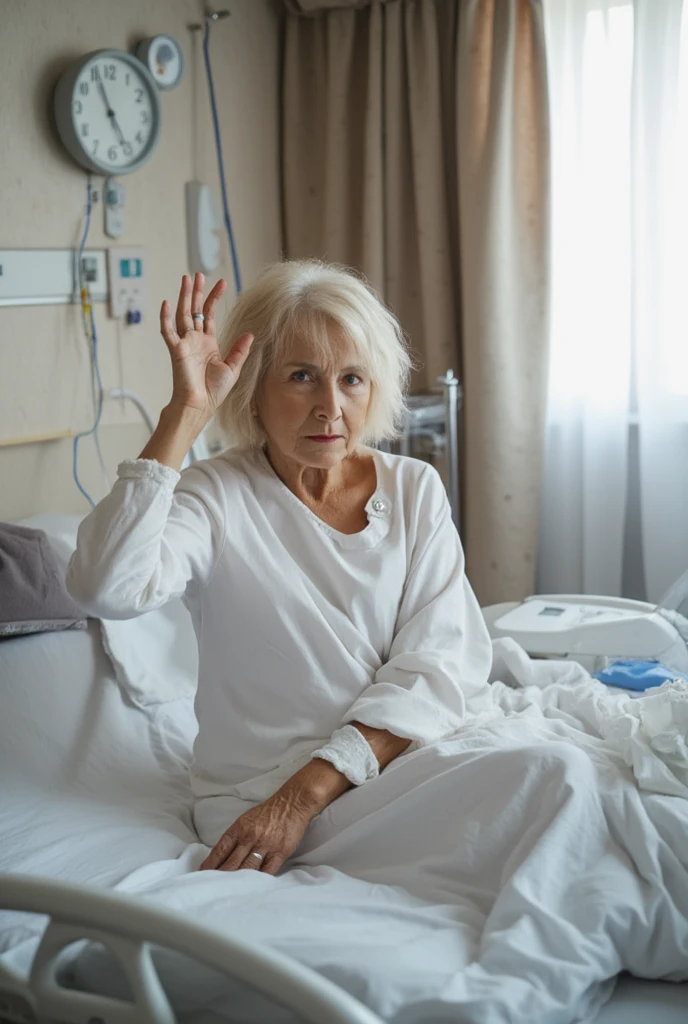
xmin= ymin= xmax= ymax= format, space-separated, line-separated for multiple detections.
xmin=256 ymin=326 xmax=372 ymax=469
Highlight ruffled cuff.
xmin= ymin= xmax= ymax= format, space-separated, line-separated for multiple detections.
xmin=117 ymin=458 xmax=181 ymax=489
xmin=311 ymin=724 xmax=380 ymax=786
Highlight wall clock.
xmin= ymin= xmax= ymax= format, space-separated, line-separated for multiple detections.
xmin=54 ymin=49 xmax=162 ymax=175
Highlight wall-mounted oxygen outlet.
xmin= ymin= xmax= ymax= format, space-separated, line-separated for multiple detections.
xmin=107 ymin=247 xmax=146 ymax=321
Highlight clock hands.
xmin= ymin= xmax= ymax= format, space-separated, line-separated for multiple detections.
xmin=96 ymin=76 xmax=129 ymax=151
xmin=111 ymin=115 xmax=127 ymax=147
xmin=95 ymin=77 xmax=110 ymax=111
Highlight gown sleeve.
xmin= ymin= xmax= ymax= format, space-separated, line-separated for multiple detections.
xmin=340 ymin=464 xmax=494 ymax=745
xmin=66 ymin=458 xmax=226 ymax=620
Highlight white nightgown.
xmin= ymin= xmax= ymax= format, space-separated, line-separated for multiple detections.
xmin=66 ymin=445 xmax=495 ymax=843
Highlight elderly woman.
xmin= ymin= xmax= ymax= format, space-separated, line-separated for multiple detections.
xmin=67 ymin=260 xmax=494 ymax=876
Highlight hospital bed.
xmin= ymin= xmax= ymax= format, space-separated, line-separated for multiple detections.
xmin=0 ymin=515 xmax=686 ymax=1024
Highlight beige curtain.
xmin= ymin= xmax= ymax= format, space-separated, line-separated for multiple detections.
xmin=282 ymin=0 xmax=551 ymax=605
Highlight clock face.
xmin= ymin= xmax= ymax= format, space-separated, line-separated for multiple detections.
xmin=56 ymin=51 xmax=161 ymax=175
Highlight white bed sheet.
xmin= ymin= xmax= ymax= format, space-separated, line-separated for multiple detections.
xmin=0 ymin=620 xmax=198 ymax=942
xmin=1 ymin=541 xmax=687 ymax=1023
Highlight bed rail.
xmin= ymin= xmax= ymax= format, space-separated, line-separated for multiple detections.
xmin=0 ymin=874 xmax=384 ymax=1024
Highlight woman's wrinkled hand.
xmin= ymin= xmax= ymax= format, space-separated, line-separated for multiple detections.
xmin=160 ymin=271 xmax=253 ymax=425
xmin=198 ymin=787 xmax=316 ymax=875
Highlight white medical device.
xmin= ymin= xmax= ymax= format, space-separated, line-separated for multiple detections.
xmin=491 ymin=570 xmax=688 ymax=675
xmin=185 ymin=181 xmax=222 ymax=273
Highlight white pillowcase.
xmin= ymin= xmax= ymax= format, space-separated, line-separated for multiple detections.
xmin=100 ymin=599 xmax=198 ymax=706
xmin=16 ymin=514 xmax=198 ymax=706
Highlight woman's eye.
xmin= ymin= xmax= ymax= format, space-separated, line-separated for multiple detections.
xmin=344 ymin=374 xmax=362 ymax=386
xmin=290 ymin=371 xmax=311 ymax=382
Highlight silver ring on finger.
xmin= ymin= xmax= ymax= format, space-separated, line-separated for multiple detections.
xmin=249 ymin=851 xmax=263 ymax=862
xmin=191 ymin=313 xmax=205 ymax=322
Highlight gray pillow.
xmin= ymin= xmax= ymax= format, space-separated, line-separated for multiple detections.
xmin=0 ymin=523 xmax=88 ymax=637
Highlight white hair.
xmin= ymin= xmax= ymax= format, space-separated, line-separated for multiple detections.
xmin=215 ymin=260 xmax=413 ymax=449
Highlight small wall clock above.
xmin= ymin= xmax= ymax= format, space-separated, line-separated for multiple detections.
xmin=134 ymin=35 xmax=185 ymax=91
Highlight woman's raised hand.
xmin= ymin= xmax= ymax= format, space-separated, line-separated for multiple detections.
xmin=160 ymin=272 xmax=253 ymax=425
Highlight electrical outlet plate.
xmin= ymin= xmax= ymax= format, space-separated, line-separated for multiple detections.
xmin=0 ymin=249 xmax=108 ymax=306
xmin=107 ymin=247 xmax=146 ymax=318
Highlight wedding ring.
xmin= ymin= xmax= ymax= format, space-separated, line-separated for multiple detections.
xmin=191 ymin=313 xmax=205 ymax=321
xmin=250 ymin=852 xmax=263 ymax=861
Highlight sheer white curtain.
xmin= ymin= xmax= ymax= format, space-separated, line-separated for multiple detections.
xmin=538 ymin=0 xmax=688 ymax=603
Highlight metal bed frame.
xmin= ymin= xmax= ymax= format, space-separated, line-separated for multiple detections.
xmin=0 ymin=874 xmax=384 ymax=1024
xmin=379 ymin=370 xmax=462 ymax=531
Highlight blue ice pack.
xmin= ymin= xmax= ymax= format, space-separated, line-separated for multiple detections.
xmin=594 ymin=659 xmax=686 ymax=691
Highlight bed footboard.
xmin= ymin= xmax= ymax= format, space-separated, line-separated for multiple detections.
xmin=0 ymin=874 xmax=383 ymax=1024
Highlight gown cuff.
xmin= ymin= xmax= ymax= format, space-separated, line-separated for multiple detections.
xmin=311 ymin=724 xmax=380 ymax=786
xmin=117 ymin=458 xmax=181 ymax=488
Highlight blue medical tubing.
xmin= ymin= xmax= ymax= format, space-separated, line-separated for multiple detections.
xmin=203 ymin=17 xmax=242 ymax=295
xmin=72 ymin=181 xmax=104 ymax=509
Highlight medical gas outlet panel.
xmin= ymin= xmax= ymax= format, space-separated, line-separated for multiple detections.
xmin=0 ymin=246 xmax=146 ymax=325
xmin=107 ymin=248 xmax=146 ymax=323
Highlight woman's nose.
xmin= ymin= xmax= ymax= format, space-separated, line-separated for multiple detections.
xmin=314 ymin=383 xmax=341 ymax=421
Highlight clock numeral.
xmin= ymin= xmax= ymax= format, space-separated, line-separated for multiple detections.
xmin=125 ymin=72 xmax=131 ymax=86
xmin=90 ymin=65 xmax=100 ymax=82
xmin=104 ymin=64 xmax=116 ymax=81
xmin=122 ymin=142 xmax=133 ymax=157
xmin=140 ymin=110 xmax=150 ymax=125
xmin=79 ymin=82 xmax=89 ymax=96
xmin=92 ymin=140 xmax=99 ymax=155
xmin=134 ymin=88 xmax=144 ymax=103
xmin=135 ymin=130 xmax=144 ymax=145
xmin=73 ymin=100 xmax=83 ymax=115
xmin=80 ymin=123 xmax=89 ymax=137
xmin=108 ymin=145 xmax=118 ymax=161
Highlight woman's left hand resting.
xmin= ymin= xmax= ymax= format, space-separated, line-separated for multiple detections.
xmin=199 ymin=789 xmax=314 ymax=875
xmin=198 ymin=758 xmax=350 ymax=874
xmin=199 ymin=724 xmax=410 ymax=874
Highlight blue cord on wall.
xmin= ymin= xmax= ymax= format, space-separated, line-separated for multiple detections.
xmin=72 ymin=181 xmax=104 ymax=509
xmin=203 ymin=17 xmax=242 ymax=295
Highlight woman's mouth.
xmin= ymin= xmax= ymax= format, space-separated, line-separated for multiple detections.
xmin=306 ymin=435 xmax=343 ymax=443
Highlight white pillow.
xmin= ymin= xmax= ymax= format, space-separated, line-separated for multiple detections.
xmin=15 ymin=513 xmax=83 ymax=572
xmin=100 ymin=600 xmax=198 ymax=707
xmin=16 ymin=514 xmax=198 ymax=707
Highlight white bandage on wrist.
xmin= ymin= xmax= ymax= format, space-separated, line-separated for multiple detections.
xmin=311 ymin=724 xmax=380 ymax=786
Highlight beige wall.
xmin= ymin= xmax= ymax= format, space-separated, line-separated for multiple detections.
xmin=0 ymin=0 xmax=282 ymax=520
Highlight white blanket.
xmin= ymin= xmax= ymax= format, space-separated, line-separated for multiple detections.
xmin=64 ymin=643 xmax=688 ymax=1024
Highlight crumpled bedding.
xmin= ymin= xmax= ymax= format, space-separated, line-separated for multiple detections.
xmin=490 ymin=638 xmax=688 ymax=798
